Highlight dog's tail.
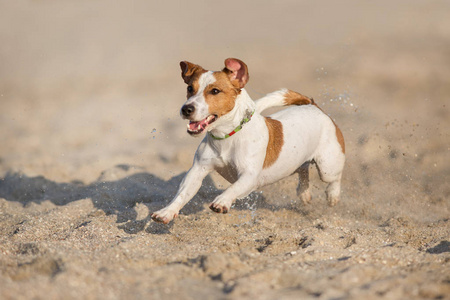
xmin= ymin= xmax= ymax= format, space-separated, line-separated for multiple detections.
xmin=254 ymin=88 xmax=315 ymax=114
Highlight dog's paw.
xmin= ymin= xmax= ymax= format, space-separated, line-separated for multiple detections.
xmin=151 ymin=208 xmax=178 ymax=224
xmin=327 ymin=196 xmax=339 ymax=207
xmin=299 ymin=190 xmax=312 ymax=204
xmin=209 ymin=202 xmax=230 ymax=214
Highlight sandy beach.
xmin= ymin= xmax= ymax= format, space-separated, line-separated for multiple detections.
xmin=0 ymin=1 xmax=449 ymax=299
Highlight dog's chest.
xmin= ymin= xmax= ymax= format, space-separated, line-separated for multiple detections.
xmin=215 ymin=165 xmax=239 ymax=183
xmin=209 ymin=140 xmax=244 ymax=183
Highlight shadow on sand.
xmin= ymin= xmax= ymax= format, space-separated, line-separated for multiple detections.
xmin=1 ymin=163 xmax=323 ymax=236
xmin=0 ymin=165 xmax=225 ymax=233
xmin=1 ymin=164 xmax=295 ymax=234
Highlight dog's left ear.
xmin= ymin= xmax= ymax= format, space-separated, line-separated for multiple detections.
xmin=180 ymin=61 xmax=203 ymax=84
xmin=223 ymin=58 xmax=249 ymax=88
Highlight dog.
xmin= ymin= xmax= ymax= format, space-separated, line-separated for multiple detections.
xmin=151 ymin=58 xmax=345 ymax=224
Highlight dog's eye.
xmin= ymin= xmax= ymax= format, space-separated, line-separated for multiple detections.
xmin=211 ymin=88 xmax=221 ymax=95
xmin=187 ymin=86 xmax=194 ymax=93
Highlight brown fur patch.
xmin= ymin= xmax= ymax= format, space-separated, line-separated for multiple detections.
xmin=186 ymin=71 xmax=208 ymax=98
xmin=263 ymin=117 xmax=284 ymax=169
xmin=180 ymin=61 xmax=206 ymax=84
xmin=180 ymin=62 xmax=207 ymax=98
xmin=284 ymin=90 xmax=314 ymax=106
xmin=203 ymin=72 xmax=240 ymax=117
xmin=335 ymin=125 xmax=345 ymax=154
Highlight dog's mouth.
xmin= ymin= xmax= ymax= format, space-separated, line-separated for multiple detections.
xmin=187 ymin=114 xmax=217 ymax=135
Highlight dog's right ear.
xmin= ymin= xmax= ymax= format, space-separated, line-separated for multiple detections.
xmin=180 ymin=61 xmax=202 ymax=84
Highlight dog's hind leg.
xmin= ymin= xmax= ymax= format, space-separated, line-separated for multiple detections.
xmin=295 ymin=161 xmax=312 ymax=204
xmin=314 ymin=152 xmax=345 ymax=207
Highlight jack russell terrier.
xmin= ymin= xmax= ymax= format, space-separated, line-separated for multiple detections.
xmin=152 ymin=58 xmax=345 ymax=224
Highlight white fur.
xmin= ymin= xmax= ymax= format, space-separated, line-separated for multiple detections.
xmin=152 ymin=83 xmax=345 ymax=224
xmin=254 ymin=88 xmax=288 ymax=114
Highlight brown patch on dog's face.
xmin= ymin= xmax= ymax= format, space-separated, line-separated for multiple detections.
xmin=180 ymin=61 xmax=207 ymax=98
xmin=203 ymin=71 xmax=241 ymax=118
xmin=263 ymin=117 xmax=284 ymax=168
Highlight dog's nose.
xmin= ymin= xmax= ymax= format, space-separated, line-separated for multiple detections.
xmin=181 ymin=104 xmax=195 ymax=117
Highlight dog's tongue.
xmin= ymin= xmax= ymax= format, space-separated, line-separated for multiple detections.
xmin=188 ymin=119 xmax=208 ymax=131
xmin=187 ymin=115 xmax=217 ymax=133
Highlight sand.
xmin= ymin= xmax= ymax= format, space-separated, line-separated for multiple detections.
xmin=0 ymin=1 xmax=449 ymax=299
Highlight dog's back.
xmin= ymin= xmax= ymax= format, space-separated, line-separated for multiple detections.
xmin=258 ymin=105 xmax=344 ymax=187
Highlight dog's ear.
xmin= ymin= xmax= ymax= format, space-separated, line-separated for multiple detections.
xmin=180 ymin=61 xmax=203 ymax=84
xmin=223 ymin=58 xmax=249 ymax=88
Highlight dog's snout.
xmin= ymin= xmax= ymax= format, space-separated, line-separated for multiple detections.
xmin=181 ymin=104 xmax=195 ymax=117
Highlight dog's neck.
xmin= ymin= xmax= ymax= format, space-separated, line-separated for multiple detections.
xmin=208 ymin=88 xmax=256 ymax=139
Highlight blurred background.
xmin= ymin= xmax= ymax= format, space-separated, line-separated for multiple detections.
xmin=0 ymin=0 xmax=449 ymax=216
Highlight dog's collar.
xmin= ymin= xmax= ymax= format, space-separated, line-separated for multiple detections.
xmin=209 ymin=110 xmax=255 ymax=140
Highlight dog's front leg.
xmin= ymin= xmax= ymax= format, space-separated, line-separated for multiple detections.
xmin=209 ymin=171 xmax=258 ymax=214
xmin=151 ymin=163 xmax=211 ymax=224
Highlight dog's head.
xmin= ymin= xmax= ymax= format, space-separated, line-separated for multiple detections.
xmin=179 ymin=58 xmax=249 ymax=136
